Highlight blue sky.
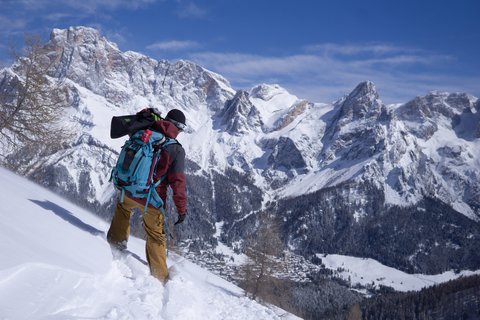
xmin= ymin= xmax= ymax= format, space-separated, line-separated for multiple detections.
xmin=1 ymin=0 xmax=479 ymax=104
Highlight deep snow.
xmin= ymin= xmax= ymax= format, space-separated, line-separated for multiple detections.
xmin=0 ymin=168 xmax=298 ymax=320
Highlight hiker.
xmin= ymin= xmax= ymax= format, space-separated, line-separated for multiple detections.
xmin=107 ymin=108 xmax=187 ymax=283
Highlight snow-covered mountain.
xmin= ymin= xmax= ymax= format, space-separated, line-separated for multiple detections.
xmin=3 ymin=26 xmax=477 ymax=216
xmin=1 ymin=26 xmax=479 ymax=291
xmin=0 ymin=167 xmax=299 ymax=320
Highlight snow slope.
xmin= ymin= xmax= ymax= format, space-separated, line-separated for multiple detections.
xmin=0 ymin=167 xmax=298 ymax=320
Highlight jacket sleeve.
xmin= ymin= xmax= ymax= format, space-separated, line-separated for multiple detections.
xmin=156 ymin=144 xmax=187 ymax=214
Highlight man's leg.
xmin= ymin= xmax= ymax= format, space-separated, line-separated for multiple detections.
xmin=143 ymin=207 xmax=168 ymax=283
xmin=107 ymin=196 xmax=135 ymax=250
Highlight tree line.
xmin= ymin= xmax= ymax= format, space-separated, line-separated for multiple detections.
xmin=346 ymin=275 xmax=480 ymax=320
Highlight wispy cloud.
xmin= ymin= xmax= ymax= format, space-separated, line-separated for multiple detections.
xmin=186 ymin=43 xmax=477 ymax=104
xmin=175 ymin=1 xmax=207 ymax=19
xmin=147 ymin=40 xmax=200 ymax=52
xmin=18 ymin=0 xmax=157 ymax=13
xmin=43 ymin=12 xmax=80 ymax=22
xmin=103 ymin=30 xmax=129 ymax=47
xmin=0 ymin=15 xmax=28 ymax=32
xmin=0 ymin=0 xmax=157 ymax=39
xmin=305 ymin=43 xmax=418 ymax=56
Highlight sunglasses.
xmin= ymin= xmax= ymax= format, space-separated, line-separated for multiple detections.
xmin=166 ymin=117 xmax=187 ymax=131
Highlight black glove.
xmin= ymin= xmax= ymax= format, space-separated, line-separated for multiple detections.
xmin=174 ymin=213 xmax=186 ymax=225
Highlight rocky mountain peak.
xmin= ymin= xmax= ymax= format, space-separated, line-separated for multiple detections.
xmin=50 ymin=26 xmax=114 ymax=49
xmin=399 ymin=92 xmax=467 ymax=121
xmin=217 ymin=90 xmax=262 ymax=135
xmin=350 ymin=80 xmax=377 ymax=97
xmin=339 ymin=81 xmax=383 ymax=122
xmin=319 ymin=81 xmax=387 ymax=164
xmin=395 ymin=91 xmax=477 ymax=140
xmin=43 ymin=27 xmax=235 ymax=112
xmin=250 ymin=83 xmax=287 ymax=101
xmin=44 ymin=26 xmax=126 ymax=95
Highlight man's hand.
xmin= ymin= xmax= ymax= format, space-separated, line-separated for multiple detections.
xmin=174 ymin=213 xmax=186 ymax=225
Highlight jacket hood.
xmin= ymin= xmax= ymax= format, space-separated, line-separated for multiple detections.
xmin=153 ymin=119 xmax=181 ymax=139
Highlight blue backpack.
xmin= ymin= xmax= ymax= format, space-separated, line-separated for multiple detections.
xmin=111 ymin=129 xmax=177 ymax=212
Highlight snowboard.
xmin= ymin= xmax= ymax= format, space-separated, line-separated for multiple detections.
xmin=110 ymin=114 xmax=155 ymax=139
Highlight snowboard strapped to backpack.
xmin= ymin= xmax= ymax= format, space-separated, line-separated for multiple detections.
xmin=111 ymin=128 xmax=177 ymax=213
xmin=110 ymin=108 xmax=161 ymax=139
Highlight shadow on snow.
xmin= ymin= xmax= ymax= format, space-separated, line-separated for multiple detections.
xmin=29 ymin=199 xmax=104 ymax=236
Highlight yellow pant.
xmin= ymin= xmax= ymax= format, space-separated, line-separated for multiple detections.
xmin=107 ymin=195 xmax=168 ymax=282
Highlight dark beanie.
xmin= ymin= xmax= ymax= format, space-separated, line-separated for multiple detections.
xmin=166 ymin=109 xmax=186 ymax=125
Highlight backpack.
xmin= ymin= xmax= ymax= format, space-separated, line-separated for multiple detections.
xmin=111 ymin=128 xmax=177 ymax=212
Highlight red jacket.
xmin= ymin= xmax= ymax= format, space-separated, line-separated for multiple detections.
xmin=153 ymin=120 xmax=187 ymax=214
xmin=129 ymin=119 xmax=187 ymax=214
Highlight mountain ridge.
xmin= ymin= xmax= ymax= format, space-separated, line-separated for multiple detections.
xmin=1 ymin=26 xmax=479 ymax=282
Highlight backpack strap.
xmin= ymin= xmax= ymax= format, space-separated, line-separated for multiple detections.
xmin=144 ymin=175 xmax=167 ymax=214
xmin=142 ymin=137 xmax=179 ymax=214
xmin=159 ymin=137 xmax=179 ymax=148
xmin=120 ymin=188 xmax=125 ymax=204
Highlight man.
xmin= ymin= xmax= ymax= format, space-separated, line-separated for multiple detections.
xmin=107 ymin=108 xmax=187 ymax=283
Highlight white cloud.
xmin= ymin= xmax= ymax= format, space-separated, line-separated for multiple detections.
xmin=189 ymin=52 xmax=321 ymax=77
xmin=43 ymin=12 xmax=80 ymax=22
xmin=305 ymin=43 xmax=419 ymax=56
xmin=175 ymin=1 xmax=206 ymax=19
xmin=0 ymin=15 xmax=28 ymax=31
xmin=104 ymin=31 xmax=128 ymax=46
xmin=147 ymin=40 xmax=200 ymax=51
xmin=18 ymin=0 xmax=157 ymax=13
xmin=186 ymin=43 xmax=478 ymax=104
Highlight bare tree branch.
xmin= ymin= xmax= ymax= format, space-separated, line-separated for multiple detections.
xmin=238 ymin=212 xmax=289 ymax=301
xmin=0 ymin=33 xmax=72 ymax=158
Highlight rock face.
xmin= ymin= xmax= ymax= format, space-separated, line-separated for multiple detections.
xmin=218 ymin=90 xmax=262 ymax=135
xmin=267 ymin=137 xmax=307 ymax=173
xmin=1 ymin=26 xmax=479 ymax=276
xmin=320 ymin=81 xmax=387 ymax=164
